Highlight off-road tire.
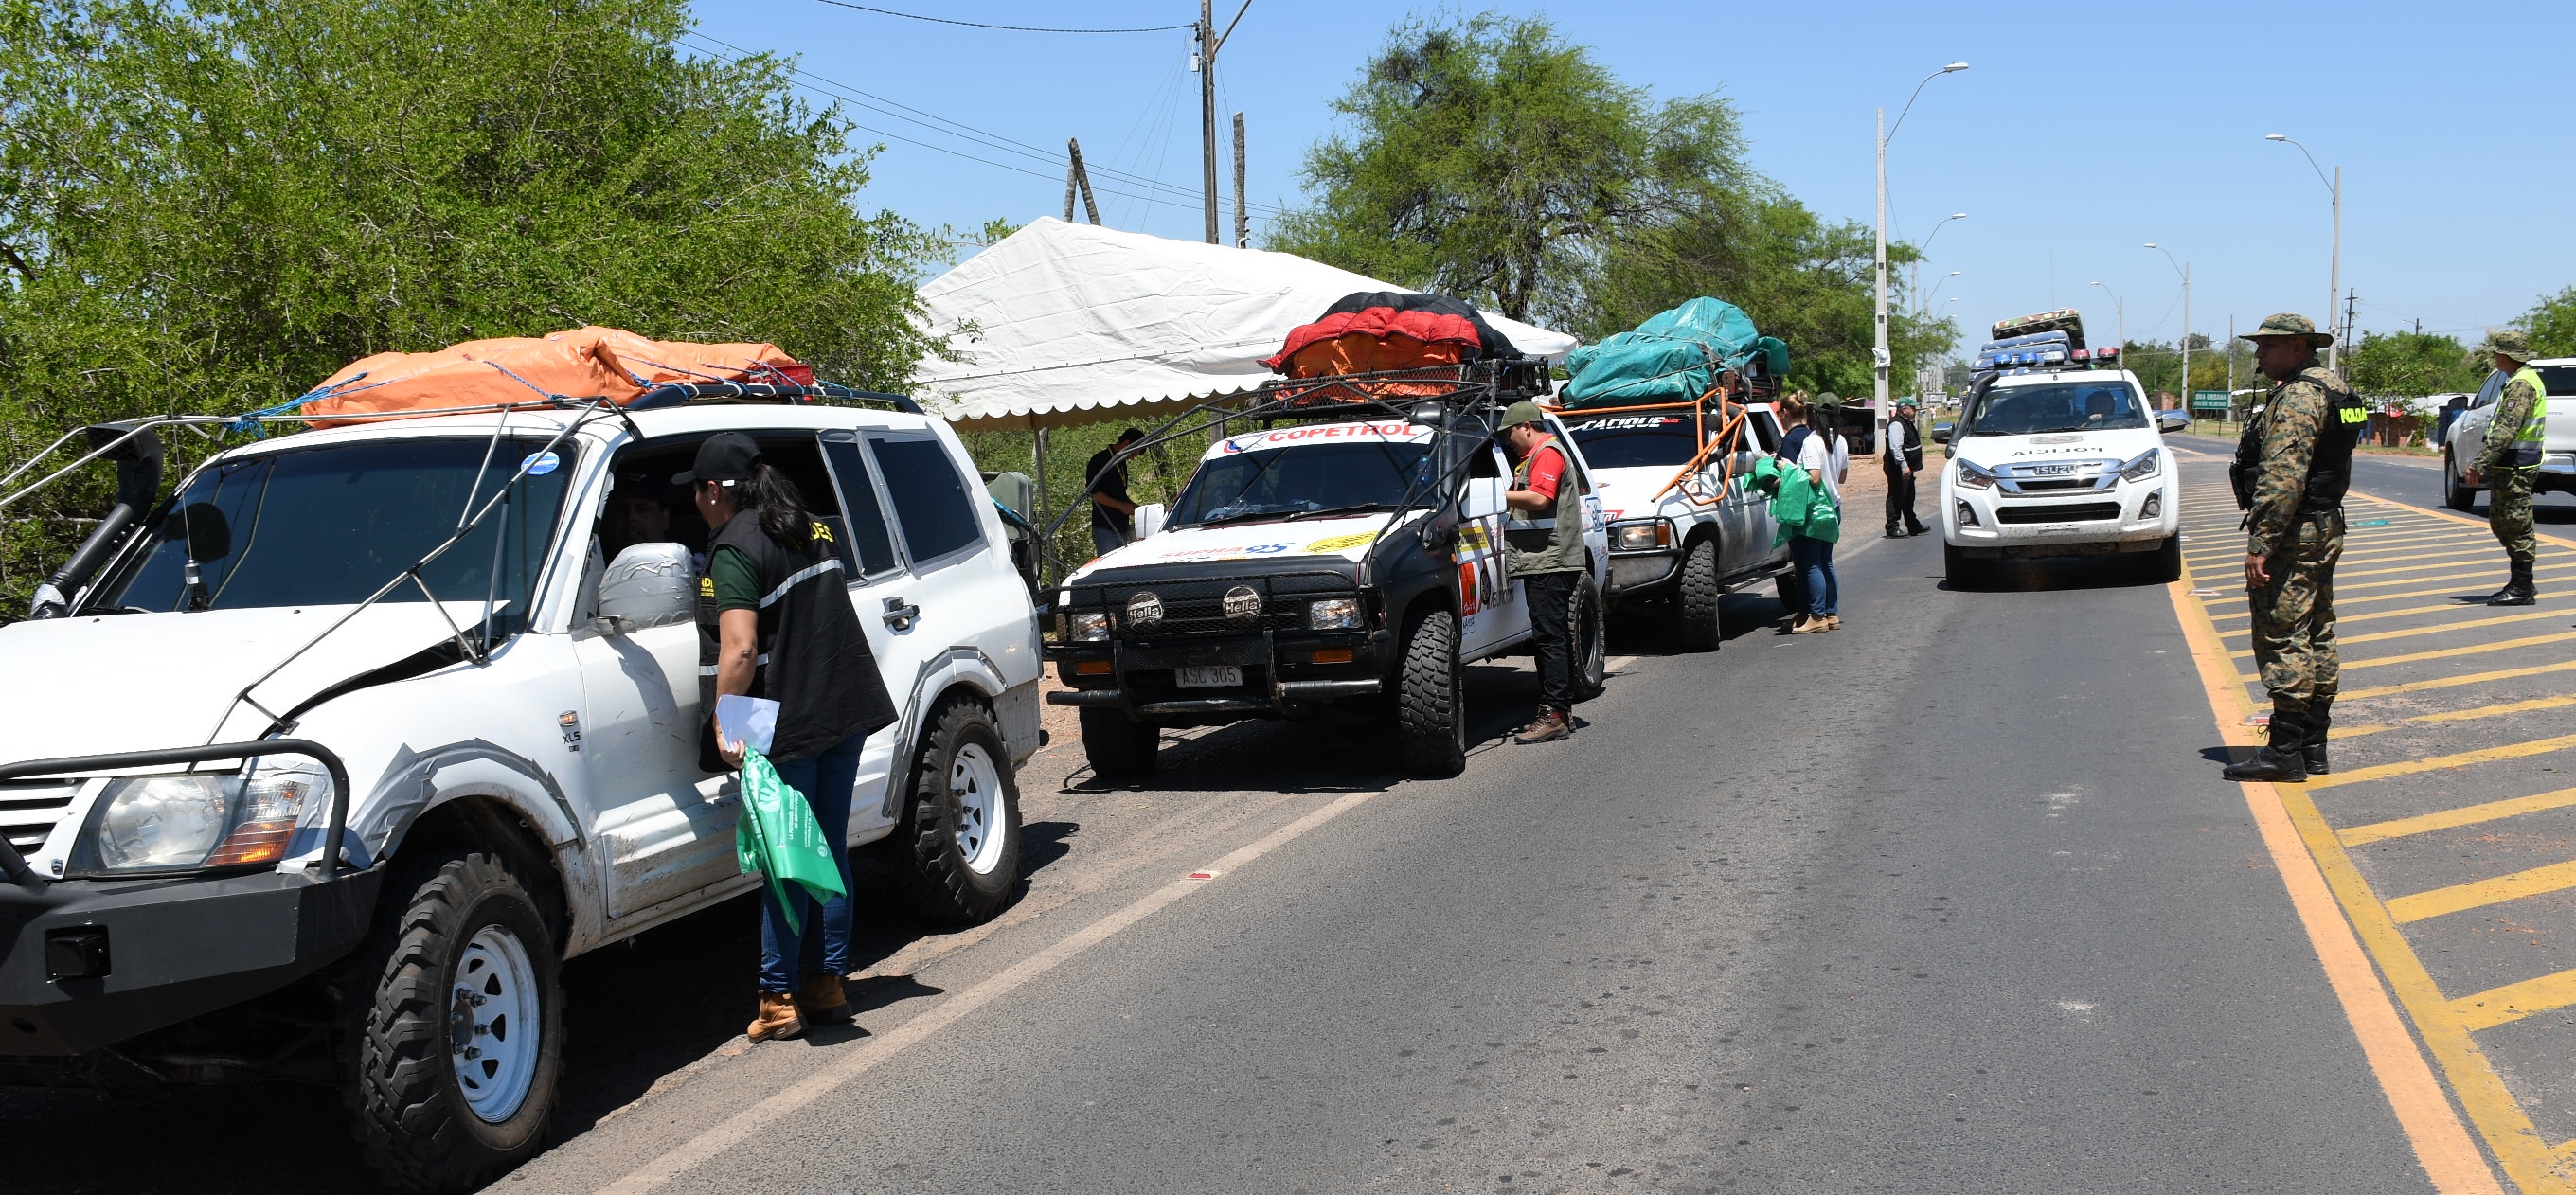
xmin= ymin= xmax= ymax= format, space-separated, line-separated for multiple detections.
xmin=343 ymin=850 xmax=564 ymax=1195
xmin=1570 ymin=576 xmax=1608 ymax=702
xmin=1079 ymin=705 xmax=1159 ymax=777
xmin=2147 ymin=534 xmax=2183 ymax=583
xmin=1676 ymin=539 xmax=1724 ymax=653
xmin=2445 ymin=448 xmax=2478 ymax=511
xmin=1943 ymin=543 xmax=1985 ymax=590
xmin=1395 ymin=609 xmax=1466 ymax=777
xmin=883 ymin=698 xmax=1023 ymax=925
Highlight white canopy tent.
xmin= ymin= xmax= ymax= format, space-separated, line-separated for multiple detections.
xmin=911 ymin=217 xmax=1578 ymax=434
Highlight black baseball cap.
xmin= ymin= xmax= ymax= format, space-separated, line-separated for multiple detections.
xmin=672 ymin=432 xmax=760 ymax=488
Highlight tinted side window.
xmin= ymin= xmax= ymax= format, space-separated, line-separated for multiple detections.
xmin=820 ymin=437 xmax=898 ymax=575
xmin=1748 ymin=411 xmax=1781 ymax=452
xmin=868 ymin=435 xmax=983 ymax=563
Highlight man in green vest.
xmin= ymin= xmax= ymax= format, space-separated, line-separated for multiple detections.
xmin=2463 ymin=329 xmax=2549 ymax=605
xmin=1500 ymin=401 xmax=1587 ymax=744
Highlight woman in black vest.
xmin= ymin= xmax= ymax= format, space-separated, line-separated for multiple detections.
xmin=680 ymin=433 xmax=899 ymax=1043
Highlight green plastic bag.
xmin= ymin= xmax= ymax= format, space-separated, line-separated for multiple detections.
xmin=1801 ymin=489 xmax=1842 ymax=544
xmin=733 ymin=748 xmax=848 ymax=935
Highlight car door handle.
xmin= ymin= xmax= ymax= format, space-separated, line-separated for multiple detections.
xmin=882 ymin=597 xmax=921 ymax=630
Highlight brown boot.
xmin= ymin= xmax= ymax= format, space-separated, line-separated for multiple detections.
xmin=1513 ymin=708 xmax=1571 ymax=744
xmin=1825 ymin=615 xmax=1842 ymax=632
xmin=747 ymin=990 xmax=804 ymax=1043
xmin=798 ymin=973 xmax=853 ymax=1026
xmin=1791 ymin=615 xmax=1825 ymax=634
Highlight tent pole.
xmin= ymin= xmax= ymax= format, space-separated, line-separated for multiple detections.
xmin=1030 ymin=419 xmax=1050 ymax=586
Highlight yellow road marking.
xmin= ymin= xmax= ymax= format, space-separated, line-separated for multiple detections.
xmin=2185 ymin=530 xmax=2494 ymax=563
xmin=2224 ymin=607 xmax=2572 ymax=656
xmin=2342 ymin=660 xmax=2576 ymax=702
xmin=2209 ymin=576 xmax=2576 ymax=618
xmin=2357 ymin=492 xmax=2576 ymax=553
xmin=2335 ymin=555 xmax=2553 ymax=582
xmin=2339 ymin=785 xmax=2576 ymax=847
xmin=2388 ymin=858 xmax=2576 ymax=924
xmin=2166 ymin=564 xmax=2513 ymax=1193
xmin=2240 ymin=631 xmax=2576 ymax=680
xmin=2452 ymin=970 xmax=2576 ymax=1033
xmin=2308 ymin=731 xmax=2576 ymax=790
xmin=2331 ymin=695 xmax=2576 ymax=741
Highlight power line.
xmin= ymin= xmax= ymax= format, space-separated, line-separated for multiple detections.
xmin=806 ymin=0 xmax=1192 ymax=34
xmin=682 ymin=32 xmax=1291 ymax=219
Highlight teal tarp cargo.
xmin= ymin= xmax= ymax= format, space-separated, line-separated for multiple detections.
xmin=1561 ymin=297 xmax=1790 ymax=408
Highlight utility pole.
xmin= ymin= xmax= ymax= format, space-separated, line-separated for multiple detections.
xmin=1232 ymin=112 xmax=1248 ymax=248
xmin=2343 ymin=287 xmax=2359 ymax=355
xmin=2330 ymin=165 xmax=2342 ymax=373
xmin=1065 ymin=139 xmax=1101 ymax=224
xmin=1194 ymin=2 xmax=1252 ymax=245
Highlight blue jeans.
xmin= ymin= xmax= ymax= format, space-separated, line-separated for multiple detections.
xmin=758 ymin=732 xmax=864 ymax=994
xmin=1091 ymin=523 xmax=1127 ymax=558
xmin=1790 ymin=536 xmax=1838 ymax=617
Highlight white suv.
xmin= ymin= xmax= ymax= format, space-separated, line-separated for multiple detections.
xmin=2437 ymin=358 xmax=2576 ymax=510
xmin=1938 ymin=367 xmax=2189 ymax=585
xmin=0 ymin=385 xmax=1041 ymax=1191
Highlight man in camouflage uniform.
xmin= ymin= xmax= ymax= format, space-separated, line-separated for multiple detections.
xmin=2463 ymin=329 xmax=2549 ymax=605
xmin=2226 ymin=313 xmax=2369 ymax=782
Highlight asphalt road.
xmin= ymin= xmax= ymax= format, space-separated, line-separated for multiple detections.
xmin=5 ymin=463 xmax=2450 ymax=1194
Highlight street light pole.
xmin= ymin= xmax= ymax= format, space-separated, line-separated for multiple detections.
xmin=2265 ymin=134 xmax=2341 ymax=372
xmin=1876 ymin=63 xmax=1968 ymax=452
xmin=2147 ymin=243 xmax=2189 ymax=405
xmin=1912 ymin=212 xmax=1966 ymax=317
xmin=2089 ymin=281 xmax=2124 ymax=358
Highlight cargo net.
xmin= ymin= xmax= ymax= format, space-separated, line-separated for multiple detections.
xmin=1261 ymin=358 xmax=1549 ymax=409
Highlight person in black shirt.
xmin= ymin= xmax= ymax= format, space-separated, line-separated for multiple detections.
xmin=1882 ymin=399 xmax=1929 ymax=537
xmin=1086 ymin=427 xmax=1143 ymax=557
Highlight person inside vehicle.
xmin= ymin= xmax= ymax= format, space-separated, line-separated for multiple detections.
xmin=681 ymin=433 xmax=899 ymax=1044
xmin=599 ymin=476 xmax=677 ymax=561
xmin=2082 ymin=389 xmax=2119 ymax=425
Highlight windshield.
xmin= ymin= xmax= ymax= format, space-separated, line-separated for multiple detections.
xmin=1564 ymin=414 xmax=1702 ymax=468
xmin=88 ymin=436 xmax=576 ymax=627
xmin=1169 ymin=439 xmax=1437 ymax=527
xmin=1958 ymin=379 xmax=2150 ymax=437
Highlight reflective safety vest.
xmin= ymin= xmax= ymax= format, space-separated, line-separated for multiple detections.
xmin=2506 ymin=366 xmax=2549 ymax=468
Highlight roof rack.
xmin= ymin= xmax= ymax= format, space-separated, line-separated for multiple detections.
xmin=626 ymin=381 xmax=923 ymax=414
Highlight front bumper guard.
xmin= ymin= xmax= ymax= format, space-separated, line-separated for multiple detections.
xmin=0 ymin=740 xmax=375 ymax=1057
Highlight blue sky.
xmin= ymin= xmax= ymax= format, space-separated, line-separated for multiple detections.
xmin=689 ymin=0 xmax=2571 ymax=353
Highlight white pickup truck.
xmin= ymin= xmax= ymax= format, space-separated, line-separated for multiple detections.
xmin=2437 ymin=357 xmax=2576 ymax=509
xmin=0 ymin=385 xmax=1041 ymax=1192
xmin=1560 ymin=401 xmax=1793 ymax=651
xmin=1938 ymin=366 xmax=2190 ymax=586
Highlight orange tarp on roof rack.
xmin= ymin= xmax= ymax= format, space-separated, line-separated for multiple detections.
xmin=298 ymin=327 xmax=810 ymax=425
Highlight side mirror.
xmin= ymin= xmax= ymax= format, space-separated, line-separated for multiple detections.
xmin=1408 ymin=401 xmax=1447 ymax=427
xmin=594 ymin=543 xmax=695 ymax=633
xmin=1932 ymin=423 xmax=1955 ymax=443
xmin=1461 ymin=476 xmax=1507 ymax=519
xmin=2156 ymin=410 xmax=2191 ymax=434
xmin=1132 ymin=502 xmax=1168 ymax=541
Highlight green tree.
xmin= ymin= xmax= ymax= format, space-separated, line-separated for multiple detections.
xmin=2346 ymin=330 xmax=2484 ymax=397
xmin=0 ymin=0 xmax=945 ymax=611
xmin=1270 ymin=12 xmax=1751 ymax=329
xmin=2518 ymin=285 xmax=2576 ymax=359
xmin=1271 ymin=10 xmax=1952 ymax=393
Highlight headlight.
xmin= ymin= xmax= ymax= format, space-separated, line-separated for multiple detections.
xmin=1308 ymin=598 xmax=1363 ymax=630
xmin=1954 ymin=460 xmax=1998 ymax=490
xmin=1062 ymin=611 xmax=1109 ymax=641
xmin=80 ymin=760 xmax=329 ymax=874
xmin=1611 ymin=523 xmax=1670 ymax=551
xmin=2119 ymin=448 xmax=2163 ymax=484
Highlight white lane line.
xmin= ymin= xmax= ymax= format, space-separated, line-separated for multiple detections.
xmin=593 ymin=788 xmax=1385 ymax=1194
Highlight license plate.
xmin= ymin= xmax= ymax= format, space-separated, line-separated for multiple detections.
xmin=1176 ymin=666 xmax=1243 ymax=688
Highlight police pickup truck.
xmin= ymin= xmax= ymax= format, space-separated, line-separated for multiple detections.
xmin=0 ymin=383 xmax=1041 ymax=1191
xmin=1048 ymin=373 xmax=1609 ymax=779
xmin=1938 ymin=309 xmax=2191 ymax=586
xmin=2437 ymin=356 xmax=2576 ymax=509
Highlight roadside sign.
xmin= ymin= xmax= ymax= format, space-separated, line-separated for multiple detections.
xmin=2191 ymin=390 xmax=2230 ymax=413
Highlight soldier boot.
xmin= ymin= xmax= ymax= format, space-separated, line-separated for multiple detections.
xmin=2302 ymin=693 xmax=2334 ymax=776
xmin=2223 ymin=709 xmax=2308 ymax=783
xmin=2488 ymin=560 xmax=2537 ymax=607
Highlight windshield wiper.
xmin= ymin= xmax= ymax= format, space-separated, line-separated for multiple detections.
xmin=1192 ymin=508 xmax=1302 ymax=527
xmin=1283 ymin=502 xmax=1388 ymax=522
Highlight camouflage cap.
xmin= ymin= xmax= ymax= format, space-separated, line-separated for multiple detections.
xmin=2482 ymin=328 xmax=2538 ymax=365
xmin=1499 ymin=400 xmax=1548 ymax=428
xmin=2239 ymin=312 xmax=2334 ymax=348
